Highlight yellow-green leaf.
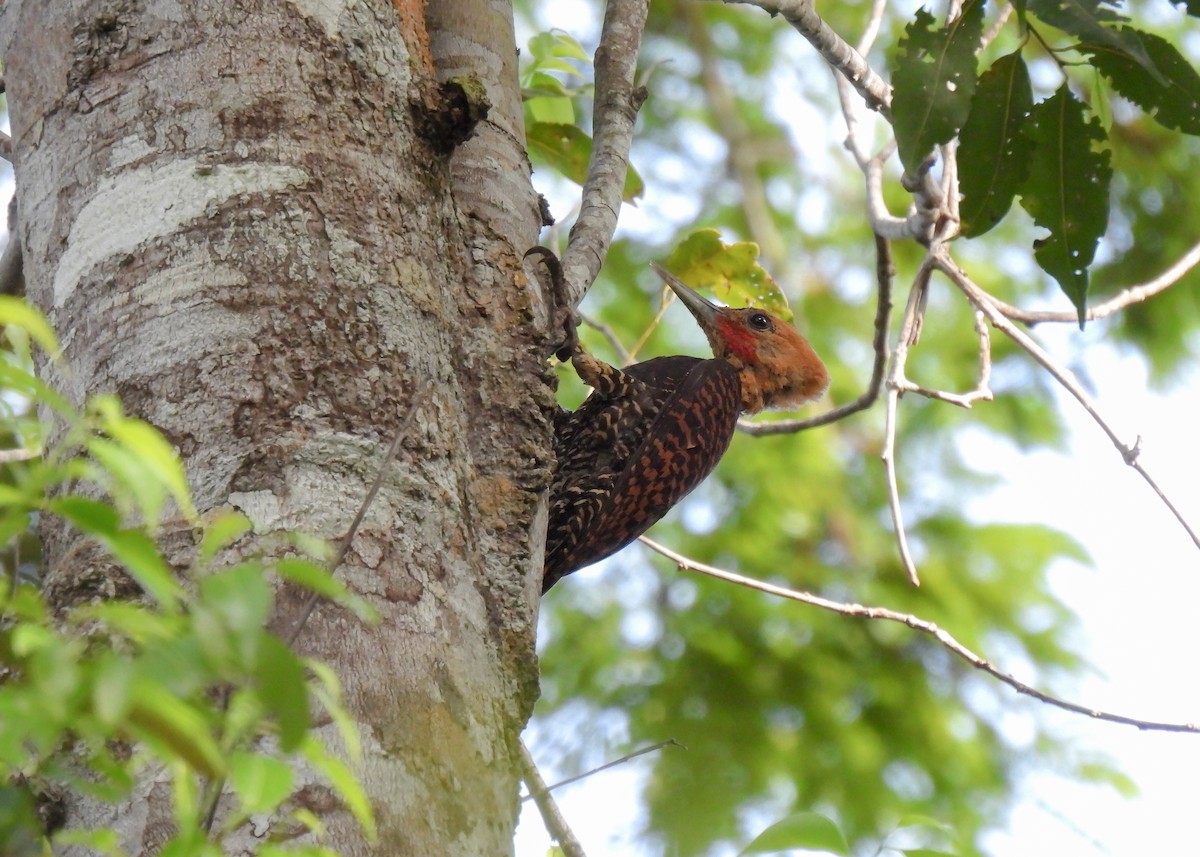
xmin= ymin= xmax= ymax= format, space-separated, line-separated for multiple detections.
xmin=661 ymin=229 xmax=791 ymax=320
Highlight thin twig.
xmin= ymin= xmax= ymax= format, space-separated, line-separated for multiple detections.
xmin=519 ymin=741 xmax=588 ymax=857
xmin=729 ymin=0 xmax=892 ymax=118
xmin=740 ymin=232 xmax=894 ymax=435
xmin=934 ymin=249 xmax=1200 ymax=552
xmin=284 ymin=383 xmax=431 ymax=647
xmin=521 ymin=739 xmax=683 ymax=801
xmin=985 ymin=237 xmax=1200 ymax=326
xmin=894 ymin=310 xmax=993 ymax=408
xmin=200 ymin=384 xmax=432 ymax=836
xmin=579 ymin=312 xmax=630 ymax=364
xmin=558 ymin=0 xmax=650 ymax=311
xmin=855 ymin=0 xmax=891 ymax=54
xmin=624 ymin=286 xmax=673 ymax=365
xmin=880 ymin=263 xmax=936 ymax=586
xmin=0 ymin=446 xmax=41 ymax=463
xmin=980 ymin=2 xmax=1014 ymax=52
xmin=641 ymin=537 xmax=1200 ymax=734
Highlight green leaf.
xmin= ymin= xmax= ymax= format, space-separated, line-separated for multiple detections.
xmin=50 ymin=495 xmax=122 ymax=536
xmin=1027 ymin=0 xmax=1165 ymax=83
xmin=958 ymin=52 xmax=1035 ymax=237
xmin=1018 ymin=86 xmax=1112 ymax=325
xmin=526 ymin=122 xmax=645 ymax=202
xmin=525 ymin=91 xmax=576 ymax=126
xmin=92 ymin=653 xmax=135 ymax=726
xmin=199 ymin=564 xmax=273 ymax=635
xmin=230 ymin=751 xmax=295 ymax=814
xmin=255 ymin=632 xmax=310 ymax=752
xmin=739 ymin=811 xmax=849 ymax=855
xmin=308 ymin=658 xmax=362 ymax=762
xmin=1083 ymin=30 xmax=1200 ymax=135
xmin=52 ymin=514 xmax=182 ymax=613
xmin=0 ymin=296 xmax=61 ymax=356
xmin=0 ymin=509 xmax=32 ymax=548
xmin=97 ymin=528 xmax=182 ymax=611
xmin=890 ymin=0 xmax=985 ymax=174
xmin=0 ymin=361 xmax=75 ymax=417
xmin=51 ymin=828 xmax=126 ymax=857
xmin=661 ymin=229 xmax=791 ymax=320
xmin=302 ymin=735 xmax=376 ymax=841
xmin=274 ymin=557 xmax=378 ymax=624
xmin=126 ymin=681 xmax=224 ymax=778
xmin=528 ymin=30 xmax=591 ymax=67
xmin=894 ymin=814 xmax=957 ymax=837
xmin=198 ymin=510 xmax=253 ymax=563
xmin=86 ymin=437 xmax=168 ymax=526
xmin=94 ymin=401 xmax=197 ymax=522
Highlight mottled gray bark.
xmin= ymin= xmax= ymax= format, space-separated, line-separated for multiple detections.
xmin=0 ymin=0 xmax=547 ymax=853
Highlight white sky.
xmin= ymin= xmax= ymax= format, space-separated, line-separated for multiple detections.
xmin=515 ymin=4 xmax=1200 ymax=855
xmin=517 ymin=342 xmax=1200 ymax=856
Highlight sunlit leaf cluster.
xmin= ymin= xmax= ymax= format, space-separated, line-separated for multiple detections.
xmin=891 ymin=0 xmax=1200 ymax=322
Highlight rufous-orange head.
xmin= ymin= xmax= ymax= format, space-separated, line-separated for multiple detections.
xmin=651 ymin=263 xmax=829 ymax=415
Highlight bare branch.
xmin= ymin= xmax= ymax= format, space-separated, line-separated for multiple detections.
xmin=728 ymin=0 xmax=892 ymax=118
xmin=520 ymin=741 xmax=589 ymax=857
xmin=986 ymin=237 xmax=1200 ymax=326
xmin=740 ymin=232 xmax=894 ymax=435
xmin=882 ymin=386 xmax=919 ymax=585
xmin=855 ymin=0 xmax=891 ymax=54
xmin=0 ymin=447 xmax=41 ymax=463
xmin=895 ymin=310 xmax=993 ymax=408
xmin=880 ymin=265 xmax=933 ymax=586
xmin=558 ymin=0 xmax=650 ymax=311
xmin=579 ymin=311 xmax=630 ymax=364
xmin=641 ymin=537 xmax=1200 ymax=734
xmin=980 ymin=2 xmax=1014 ymax=52
xmin=624 ymin=285 xmax=673 ymax=365
xmin=521 ymin=739 xmax=683 ymax=801
xmin=934 ymin=249 xmax=1200 ymax=553
xmin=284 ymin=382 xmax=432 ymax=647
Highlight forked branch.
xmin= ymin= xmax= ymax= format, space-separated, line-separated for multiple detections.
xmin=934 ymin=249 xmax=1200 ymax=553
xmin=641 ymin=536 xmax=1200 ymax=734
xmin=740 ymin=233 xmax=895 ymax=435
xmin=520 ymin=742 xmax=589 ymax=857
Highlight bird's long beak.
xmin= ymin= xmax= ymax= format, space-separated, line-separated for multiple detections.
xmin=650 ymin=262 xmax=719 ymax=327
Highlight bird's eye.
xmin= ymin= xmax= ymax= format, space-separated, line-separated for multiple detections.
xmin=749 ymin=312 xmax=771 ymax=331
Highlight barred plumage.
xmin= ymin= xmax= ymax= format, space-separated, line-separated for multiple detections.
xmin=542 ymin=262 xmax=829 ymax=593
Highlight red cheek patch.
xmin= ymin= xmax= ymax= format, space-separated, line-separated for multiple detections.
xmin=716 ymin=316 xmax=758 ymax=363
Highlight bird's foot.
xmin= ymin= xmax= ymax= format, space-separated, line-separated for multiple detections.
xmin=524 ymin=246 xmax=580 ymax=361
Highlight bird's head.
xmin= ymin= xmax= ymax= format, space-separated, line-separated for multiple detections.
xmin=652 ymin=263 xmax=829 ymax=415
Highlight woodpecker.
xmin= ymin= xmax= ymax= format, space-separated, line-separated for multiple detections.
xmin=541 ymin=259 xmax=828 ymax=593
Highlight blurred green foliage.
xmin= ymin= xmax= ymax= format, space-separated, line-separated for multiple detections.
xmin=518 ymin=0 xmax=1200 ymax=854
xmin=0 ymin=303 xmax=375 ymax=854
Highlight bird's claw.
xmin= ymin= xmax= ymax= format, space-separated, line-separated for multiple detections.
xmin=524 ymin=246 xmax=581 ymax=361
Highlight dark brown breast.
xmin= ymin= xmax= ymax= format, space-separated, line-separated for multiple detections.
xmin=543 ymin=355 xmax=742 ymax=592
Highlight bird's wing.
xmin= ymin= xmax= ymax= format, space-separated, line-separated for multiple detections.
xmin=544 ymin=358 xmax=740 ymax=591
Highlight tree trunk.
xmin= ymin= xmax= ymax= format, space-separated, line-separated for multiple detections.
xmin=0 ymin=0 xmax=547 ymax=853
